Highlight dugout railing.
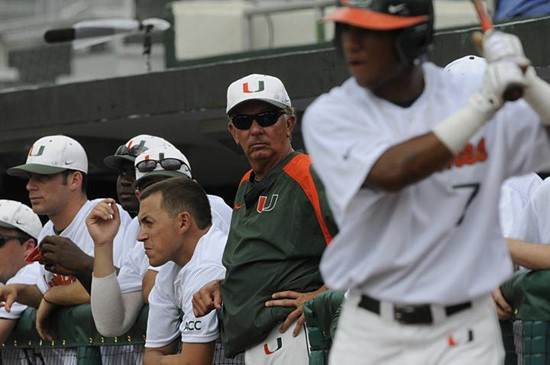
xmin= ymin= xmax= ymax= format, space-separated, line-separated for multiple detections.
xmin=0 ymin=304 xmax=148 ymax=365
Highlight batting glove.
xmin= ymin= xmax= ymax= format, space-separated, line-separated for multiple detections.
xmin=482 ymin=30 xmax=530 ymax=68
xmin=470 ymin=60 xmax=527 ymax=113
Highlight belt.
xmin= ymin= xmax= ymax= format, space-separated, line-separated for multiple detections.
xmin=358 ymin=295 xmax=472 ymax=325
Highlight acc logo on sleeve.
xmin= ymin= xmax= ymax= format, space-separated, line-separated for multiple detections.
xmin=184 ymin=320 xmax=202 ymax=331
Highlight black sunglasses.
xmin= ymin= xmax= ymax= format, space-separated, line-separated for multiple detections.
xmin=114 ymin=141 xmax=148 ymax=158
xmin=0 ymin=235 xmax=26 ymax=247
xmin=231 ymin=110 xmax=286 ymax=130
xmin=136 ymin=158 xmax=191 ymax=174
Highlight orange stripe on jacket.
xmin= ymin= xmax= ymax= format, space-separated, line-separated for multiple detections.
xmin=283 ymin=154 xmax=333 ymax=245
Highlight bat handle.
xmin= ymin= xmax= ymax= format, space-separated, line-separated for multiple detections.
xmin=503 ymin=83 xmax=524 ymax=101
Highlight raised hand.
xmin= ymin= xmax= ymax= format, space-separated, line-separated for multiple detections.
xmin=86 ymin=198 xmax=120 ymax=247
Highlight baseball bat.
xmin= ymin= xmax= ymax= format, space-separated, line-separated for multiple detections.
xmin=470 ymin=0 xmax=524 ymax=101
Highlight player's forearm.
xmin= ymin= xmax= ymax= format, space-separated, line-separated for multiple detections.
xmin=507 ymin=238 xmax=550 ymax=270
xmin=0 ymin=319 xmax=17 ymax=344
xmin=93 ymin=243 xmax=116 ymax=278
xmin=11 ymin=284 xmax=42 ymax=308
xmin=144 ymin=347 xmax=213 ymax=365
xmin=44 ymin=281 xmax=90 ymax=306
xmin=364 ymin=133 xmax=452 ymax=192
xmin=91 ymin=272 xmax=143 ymax=337
xmin=74 ymin=254 xmax=94 ymax=294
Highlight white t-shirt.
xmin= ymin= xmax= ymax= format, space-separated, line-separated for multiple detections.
xmin=37 ymin=199 xmax=131 ymax=293
xmin=303 ymin=62 xmax=550 ymax=305
xmin=511 ymin=177 xmax=550 ymax=243
xmin=0 ymin=262 xmax=41 ymax=319
xmin=145 ymin=226 xmax=227 ymax=348
xmin=118 ymin=194 xmax=232 ymax=292
xmin=499 ymin=173 xmax=542 ymax=237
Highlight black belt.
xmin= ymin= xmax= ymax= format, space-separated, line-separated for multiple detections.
xmin=358 ymin=295 xmax=472 ymax=325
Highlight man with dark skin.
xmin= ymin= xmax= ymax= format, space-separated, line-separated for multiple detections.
xmin=301 ymin=1 xmax=550 ymax=364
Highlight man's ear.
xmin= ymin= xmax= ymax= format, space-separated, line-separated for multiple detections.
xmin=227 ymin=121 xmax=240 ymax=145
xmin=69 ymin=171 xmax=83 ymax=192
xmin=22 ymin=238 xmax=37 ymax=257
xmin=286 ymin=115 xmax=296 ymax=136
xmin=177 ymin=211 xmax=192 ymax=233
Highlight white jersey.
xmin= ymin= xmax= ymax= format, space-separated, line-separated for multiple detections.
xmin=145 ymin=226 xmax=226 ymax=348
xmin=303 ymin=62 xmax=550 ymax=305
xmin=510 ymin=177 xmax=550 ymax=243
xmin=499 ymin=173 xmax=542 ymax=237
xmin=0 ymin=263 xmax=41 ymax=319
xmin=118 ymin=194 xmax=232 ymax=291
xmin=37 ymin=199 xmax=131 ymax=293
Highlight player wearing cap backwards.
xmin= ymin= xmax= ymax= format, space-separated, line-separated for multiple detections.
xmin=0 ymin=200 xmax=43 ymax=345
xmin=192 ymin=74 xmax=338 ymax=364
xmin=35 ymin=134 xmax=176 ymax=294
xmin=89 ymin=145 xmax=238 ymax=364
xmin=0 ymin=135 xmax=131 ymax=343
xmin=302 ymin=0 xmax=550 ymax=363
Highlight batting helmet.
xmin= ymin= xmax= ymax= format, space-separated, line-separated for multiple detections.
xmin=327 ymin=0 xmax=434 ymax=64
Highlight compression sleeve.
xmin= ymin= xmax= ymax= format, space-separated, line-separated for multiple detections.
xmin=91 ymin=272 xmax=143 ymax=337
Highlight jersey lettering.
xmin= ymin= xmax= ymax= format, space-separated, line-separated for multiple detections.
xmin=45 ymin=274 xmax=77 ymax=288
xmin=184 ymin=320 xmax=202 ymax=331
xmin=447 ymin=138 xmax=488 ymax=169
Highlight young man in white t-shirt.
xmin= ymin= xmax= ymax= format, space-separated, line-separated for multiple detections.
xmin=0 ymin=135 xmax=130 ymax=343
xmin=302 ymin=1 xmax=550 ymax=364
xmin=88 ymin=177 xmax=227 ymax=364
xmin=0 ymin=200 xmax=43 ymax=344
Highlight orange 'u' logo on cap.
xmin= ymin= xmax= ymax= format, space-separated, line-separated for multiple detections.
xmin=28 ymin=145 xmax=45 ymax=157
xmin=243 ymin=81 xmax=265 ymax=93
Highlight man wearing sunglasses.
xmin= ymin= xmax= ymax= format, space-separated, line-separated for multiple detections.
xmin=0 ymin=200 xmax=43 ymax=348
xmin=89 ymin=145 xmax=238 ymax=363
xmin=192 ymin=74 xmax=338 ymax=364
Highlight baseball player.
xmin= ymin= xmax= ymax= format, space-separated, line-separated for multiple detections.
xmin=88 ymin=178 xmax=228 ymax=365
xmin=192 ymin=74 xmax=338 ymax=364
xmin=90 ymin=145 xmax=239 ymax=364
xmin=0 ymin=135 xmax=131 ymax=364
xmin=104 ymin=134 xmax=177 ymax=217
xmin=34 ymin=134 xmax=177 ymax=292
xmin=302 ymin=1 xmax=550 ymax=364
xmin=0 ymin=200 xmax=42 ymax=364
xmin=0 ymin=200 xmax=42 ymax=347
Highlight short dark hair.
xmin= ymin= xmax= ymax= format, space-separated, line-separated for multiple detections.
xmin=140 ymin=177 xmax=212 ymax=230
xmin=61 ymin=170 xmax=88 ymax=193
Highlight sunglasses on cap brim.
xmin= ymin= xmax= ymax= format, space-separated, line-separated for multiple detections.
xmin=136 ymin=158 xmax=190 ymax=174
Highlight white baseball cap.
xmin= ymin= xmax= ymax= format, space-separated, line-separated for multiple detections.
xmin=134 ymin=145 xmax=192 ymax=188
xmin=7 ymin=135 xmax=88 ymax=177
xmin=104 ymin=134 xmax=175 ymax=169
xmin=226 ymin=74 xmax=292 ymax=114
xmin=444 ymin=55 xmax=487 ymax=76
xmin=0 ymin=200 xmax=43 ymax=239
